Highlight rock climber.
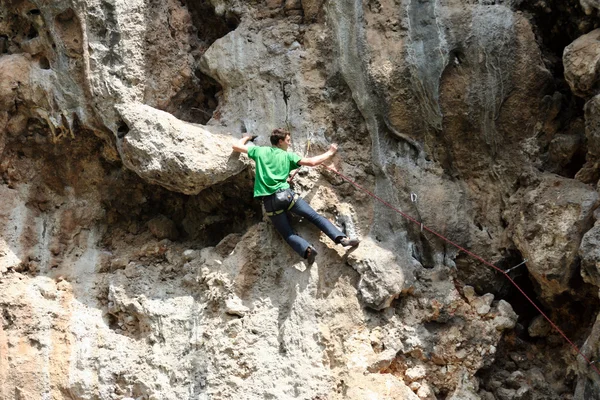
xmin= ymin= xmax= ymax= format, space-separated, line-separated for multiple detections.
xmin=232 ymin=128 xmax=359 ymax=264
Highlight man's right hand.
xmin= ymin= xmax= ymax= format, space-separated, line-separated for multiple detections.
xmin=241 ymin=134 xmax=258 ymax=142
xmin=298 ymin=143 xmax=340 ymax=167
xmin=233 ymin=135 xmax=254 ymax=154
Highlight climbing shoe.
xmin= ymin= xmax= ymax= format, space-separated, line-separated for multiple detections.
xmin=306 ymin=246 xmax=318 ymax=265
xmin=339 ymin=237 xmax=360 ymax=247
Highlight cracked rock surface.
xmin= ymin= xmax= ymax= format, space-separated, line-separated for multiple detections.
xmin=2 ymin=0 xmax=600 ymax=399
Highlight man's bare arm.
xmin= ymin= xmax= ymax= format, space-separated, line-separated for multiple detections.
xmin=232 ymin=135 xmax=254 ymax=154
xmin=298 ymin=144 xmax=338 ymax=167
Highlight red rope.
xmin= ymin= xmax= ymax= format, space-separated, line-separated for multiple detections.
xmin=322 ymin=164 xmax=600 ymax=376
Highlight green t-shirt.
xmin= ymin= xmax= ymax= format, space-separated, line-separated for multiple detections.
xmin=248 ymin=146 xmax=302 ymax=197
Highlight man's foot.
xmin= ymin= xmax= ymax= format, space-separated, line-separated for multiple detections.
xmin=306 ymin=246 xmax=318 ymax=265
xmin=339 ymin=237 xmax=360 ymax=247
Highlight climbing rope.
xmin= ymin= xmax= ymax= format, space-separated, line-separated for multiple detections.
xmin=320 ymin=163 xmax=600 ymax=377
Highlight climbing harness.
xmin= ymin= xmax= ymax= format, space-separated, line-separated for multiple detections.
xmin=320 ymin=163 xmax=600 ymax=377
xmin=263 ymin=188 xmax=298 ymax=216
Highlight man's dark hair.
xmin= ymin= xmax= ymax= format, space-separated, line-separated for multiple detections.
xmin=270 ymin=128 xmax=290 ymax=146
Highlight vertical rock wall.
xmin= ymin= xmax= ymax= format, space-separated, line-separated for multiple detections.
xmin=0 ymin=0 xmax=600 ymax=399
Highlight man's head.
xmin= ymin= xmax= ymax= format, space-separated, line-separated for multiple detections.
xmin=270 ymin=128 xmax=291 ymax=150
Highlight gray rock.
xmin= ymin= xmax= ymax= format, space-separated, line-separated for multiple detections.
xmin=472 ymin=293 xmax=495 ymax=315
xmin=447 ymin=370 xmax=481 ymax=400
xmin=147 ymin=215 xmax=179 ymax=241
xmin=528 ymin=315 xmax=551 ymax=338
xmin=346 ymin=238 xmax=414 ymax=310
xmin=515 ymin=385 xmax=533 ymax=400
xmin=367 ymin=348 xmax=398 ymax=373
xmin=580 ymin=221 xmax=600 ymax=287
xmin=505 ymin=174 xmax=599 ymax=298
xmin=575 ymin=95 xmax=600 ymax=183
xmin=479 ymin=391 xmax=496 ymax=400
xmin=564 ymin=29 xmax=600 ymax=98
xmin=497 ymin=387 xmax=517 ymax=400
xmin=118 ymin=104 xmax=247 ymax=195
xmin=580 ymin=0 xmax=600 ymax=14
xmin=574 ymin=314 xmax=600 ymax=399
xmin=225 ymin=296 xmax=249 ymax=317
xmin=182 ymin=249 xmax=200 ymax=262
xmin=404 ymin=365 xmax=426 ymax=382
xmin=493 ymin=300 xmax=518 ymax=331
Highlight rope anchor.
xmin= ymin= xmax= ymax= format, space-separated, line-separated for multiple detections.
xmin=505 ymin=259 xmax=528 ymax=274
xmin=410 ymin=193 xmax=423 ymax=231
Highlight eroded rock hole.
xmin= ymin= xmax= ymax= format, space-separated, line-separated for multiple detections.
xmin=0 ymin=35 xmax=7 ymax=54
xmin=1 ymin=307 xmax=14 ymax=329
xmin=165 ymin=0 xmax=239 ymax=124
xmin=474 ymin=250 xmax=600 ymax=399
xmin=0 ymin=7 xmax=50 ymax=55
xmin=54 ymin=8 xmax=83 ymax=56
xmin=563 ymin=142 xmax=588 ymax=178
xmin=518 ymin=0 xmax=596 ymax=180
xmin=448 ymin=48 xmax=465 ymax=67
xmin=551 ymin=262 xmax=600 ymax=336
xmin=519 ymin=0 xmax=598 ymax=77
xmin=183 ymin=0 xmax=240 ymax=46
xmin=455 ymin=252 xmax=506 ymax=296
xmin=25 ymin=24 xmax=38 ymax=40
xmin=106 ymin=308 xmax=144 ymax=339
xmin=37 ymin=55 xmax=50 ymax=69
xmin=101 ymin=165 xmax=260 ymax=249
xmin=502 ymin=267 xmax=546 ymax=329
xmin=171 ymin=71 xmax=222 ymax=124
xmin=456 ymin=248 xmax=549 ymax=320
xmin=117 ymin=122 xmax=130 ymax=138
xmin=183 ymin=173 xmax=261 ymax=245
xmin=106 ymin=312 xmax=118 ymax=330
xmin=55 ymin=8 xmax=75 ymax=23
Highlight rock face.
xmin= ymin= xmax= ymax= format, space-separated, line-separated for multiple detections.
xmin=580 ymin=0 xmax=600 ymax=14
xmin=1 ymin=0 xmax=600 ymax=399
xmin=346 ymin=237 xmax=416 ymax=310
xmin=564 ymin=28 xmax=600 ymax=99
xmin=505 ymin=174 xmax=599 ymax=298
xmin=118 ymin=103 xmax=247 ymax=195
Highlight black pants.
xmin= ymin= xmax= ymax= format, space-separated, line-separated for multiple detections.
xmin=263 ymin=194 xmax=345 ymax=258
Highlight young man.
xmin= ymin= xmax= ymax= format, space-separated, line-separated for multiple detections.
xmin=232 ymin=128 xmax=359 ymax=264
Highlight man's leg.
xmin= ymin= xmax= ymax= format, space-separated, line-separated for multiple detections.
xmin=290 ymin=198 xmax=346 ymax=243
xmin=269 ymin=211 xmax=311 ymax=258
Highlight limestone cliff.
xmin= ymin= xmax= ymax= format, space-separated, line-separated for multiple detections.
xmin=1 ymin=0 xmax=600 ymax=399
